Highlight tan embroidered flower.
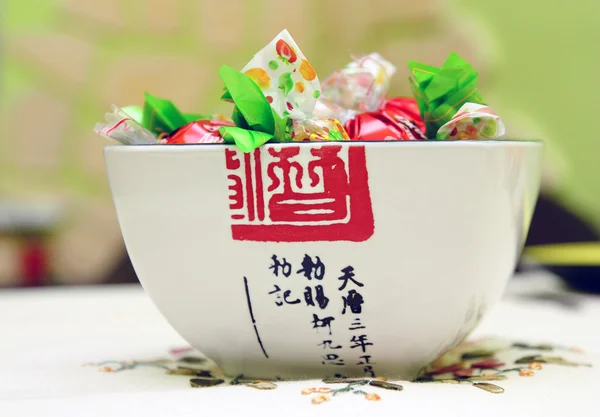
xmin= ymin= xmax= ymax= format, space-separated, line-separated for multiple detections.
xmin=365 ymin=393 xmax=382 ymax=401
xmin=570 ymin=347 xmax=584 ymax=353
xmin=529 ymin=362 xmax=543 ymax=370
xmin=312 ymin=395 xmax=330 ymax=405
xmin=301 ymin=387 xmax=316 ymax=395
xmin=519 ymin=369 xmax=535 ymax=377
xmin=317 ymin=387 xmax=332 ymax=394
xmin=99 ymin=366 xmax=114 ymax=373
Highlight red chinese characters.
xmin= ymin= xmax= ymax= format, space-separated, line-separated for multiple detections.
xmin=225 ymin=144 xmax=374 ymax=242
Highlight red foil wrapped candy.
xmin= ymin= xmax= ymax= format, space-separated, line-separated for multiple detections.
xmin=383 ymin=97 xmax=426 ymax=133
xmin=345 ymin=98 xmax=427 ymax=141
xmin=165 ymin=119 xmax=234 ymax=144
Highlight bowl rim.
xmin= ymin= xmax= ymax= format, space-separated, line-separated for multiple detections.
xmin=104 ymin=139 xmax=544 ymax=152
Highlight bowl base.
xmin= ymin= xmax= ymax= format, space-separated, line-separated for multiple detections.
xmin=219 ymin=359 xmax=423 ymax=382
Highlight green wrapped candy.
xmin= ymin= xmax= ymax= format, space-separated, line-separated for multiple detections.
xmin=408 ymin=52 xmax=485 ymax=138
xmin=219 ymin=65 xmax=275 ymax=134
xmin=121 ymin=105 xmax=144 ymax=125
xmin=123 ymin=95 xmax=210 ymax=136
xmin=219 ymin=126 xmax=274 ymax=153
xmin=142 ymin=93 xmax=188 ymax=135
xmin=218 ymin=65 xmax=293 ymax=152
xmin=272 ymin=110 xmax=294 ymax=143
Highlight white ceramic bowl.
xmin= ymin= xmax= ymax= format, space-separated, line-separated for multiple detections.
xmin=105 ymin=140 xmax=543 ymax=380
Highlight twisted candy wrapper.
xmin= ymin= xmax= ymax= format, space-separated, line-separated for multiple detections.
xmin=292 ymin=113 xmax=350 ymax=142
xmin=345 ymin=101 xmax=427 ymax=141
xmin=343 ymin=97 xmax=427 ymax=141
xmin=126 ymin=93 xmax=215 ymax=136
xmin=436 ymin=103 xmax=505 ymax=140
xmin=220 ymin=29 xmax=348 ymax=151
xmin=94 ymin=105 xmax=157 ymax=145
xmin=312 ymin=99 xmax=358 ymax=126
xmin=316 ymin=54 xmax=425 ymax=140
xmin=241 ymin=29 xmax=321 ymax=117
xmin=320 ymin=53 xmax=396 ymax=116
xmin=381 ymin=97 xmax=426 ymax=135
xmin=218 ymin=65 xmax=280 ymax=152
xmin=409 ymin=52 xmax=485 ymax=138
xmin=166 ymin=119 xmax=235 ymax=144
xmin=97 ymin=93 xmax=232 ymax=145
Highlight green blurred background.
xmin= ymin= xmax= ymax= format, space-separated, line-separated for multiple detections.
xmin=455 ymin=0 xmax=600 ymax=228
xmin=1 ymin=0 xmax=598 ymax=285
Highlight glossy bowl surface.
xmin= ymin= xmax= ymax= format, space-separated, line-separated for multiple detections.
xmin=105 ymin=140 xmax=543 ymax=379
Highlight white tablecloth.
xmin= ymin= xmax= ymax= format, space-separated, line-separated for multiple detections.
xmin=1 ymin=271 xmax=599 ymax=416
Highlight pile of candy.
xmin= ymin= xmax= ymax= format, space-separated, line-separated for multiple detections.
xmin=95 ymin=29 xmax=505 ymax=153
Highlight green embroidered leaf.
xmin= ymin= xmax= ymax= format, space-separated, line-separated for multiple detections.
xmin=461 ymin=350 xmax=495 ymax=360
xmin=189 ymin=378 xmax=225 ymax=388
xmin=246 ymin=380 xmax=278 ymax=390
xmin=473 ymin=383 xmax=504 ymax=394
xmin=368 ymin=380 xmax=404 ymax=391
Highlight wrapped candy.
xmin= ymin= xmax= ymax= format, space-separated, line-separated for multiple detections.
xmin=220 ymin=128 xmax=276 ymax=151
xmin=292 ymin=116 xmax=350 ymax=142
xmin=141 ymin=93 xmax=189 ymax=135
xmin=436 ymin=103 xmax=505 ymax=140
xmin=345 ymin=107 xmax=427 ymax=141
xmin=312 ymin=99 xmax=358 ymax=126
xmin=408 ymin=52 xmax=486 ymax=138
xmin=344 ymin=98 xmax=427 ymax=141
xmin=98 ymin=93 xmax=232 ymax=145
xmin=320 ymin=53 xmax=396 ymax=114
xmin=95 ymin=105 xmax=157 ymax=145
xmin=218 ymin=65 xmax=280 ymax=152
xmin=95 ymin=29 xmax=507 ymax=150
xmin=219 ymin=29 xmax=350 ymax=152
xmin=383 ymin=97 xmax=426 ymax=134
xmin=241 ymin=29 xmax=321 ymax=117
xmin=315 ymin=54 xmax=426 ymax=141
xmin=128 ymin=93 xmax=217 ymax=136
xmin=165 ymin=119 xmax=235 ymax=144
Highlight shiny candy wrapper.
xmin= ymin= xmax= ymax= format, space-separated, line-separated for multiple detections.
xmin=95 ymin=29 xmax=503 ymax=153
xmin=312 ymin=99 xmax=359 ymax=126
xmin=165 ymin=119 xmax=234 ymax=144
xmin=134 ymin=93 xmax=217 ymax=136
xmin=141 ymin=93 xmax=188 ymax=135
xmin=220 ymin=29 xmax=350 ymax=151
xmin=320 ymin=53 xmax=396 ymax=113
xmin=345 ymin=98 xmax=426 ymax=141
xmin=94 ymin=105 xmax=157 ymax=145
xmin=436 ymin=103 xmax=505 ymax=140
xmin=111 ymin=92 xmax=230 ymax=141
xmin=241 ymin=29 xmax=320 ymax=118
xmin=292 ymin=116 xmax=350 ymax=142
xmin=383 ymin=97 xmax=426 ymax=134
xmin=218 ymin=65 xmax=286 ymax=151
xmin=409 ymin=52 xmax=485 ymax=138
xmin=345 ymin=110 xmax=427 ymax=141
xmin=314 ymin=54 xmax=427 ymax=139
xmin=220 ymin=128 xmax=275 ymax=153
